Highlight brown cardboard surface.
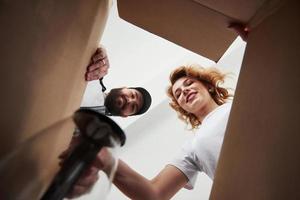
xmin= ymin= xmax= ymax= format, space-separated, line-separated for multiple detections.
xmin=211 ymin=0 xmax=300 ymax=199
xmin=0 ymin=118 xmax=74 ymax=199
xmin=0 ymin=0 xmax=110 ymax=157
xmin=0 ymin=0 xmax=110 ymax=198
xmin=192 ymin=0 xmax=267 ymax=22
xmin=117 ymin=0 xmax=238 ymax=61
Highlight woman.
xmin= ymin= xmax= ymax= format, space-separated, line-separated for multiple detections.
xmin=165 ymin=65 xmax=232 ymax=189
xmin=67 ymin=65 xmax=233 ymax=199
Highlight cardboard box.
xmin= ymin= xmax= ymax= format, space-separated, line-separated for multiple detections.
xmin=0 ymin=0 xmax=111 ymax=199
xmin=211 ymin=0 xmax=300 ymax=199
xmin=117 ymin=0 xmax=285 ymax=61
xmin=1 ymin=0 xmax=299 ymax=199
xmin=118 ymin=0 xmax=243 ymax=61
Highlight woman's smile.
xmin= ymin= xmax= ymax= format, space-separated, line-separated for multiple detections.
xmin=186 ymin=92 xmax=197 ymax=103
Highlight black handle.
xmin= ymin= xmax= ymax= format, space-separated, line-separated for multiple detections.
xmin=41 ymin=109 xmax=126 ymax=200
xmin=41 ymin=141 xmax=102 ymax=200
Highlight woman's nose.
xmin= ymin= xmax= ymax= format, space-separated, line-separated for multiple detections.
xmin=183 ymin=88 xmax=190 ymax=95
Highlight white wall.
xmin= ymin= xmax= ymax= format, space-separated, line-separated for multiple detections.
xmin=105 ymin=99 xmax=213 ymax=200
xmin=79 ymin=1 xmax=246 ymax=199
xmin=104 ymin=38 xmax=245 ymax=200
xmin=80 ymin=1 xmax=214 ymax=129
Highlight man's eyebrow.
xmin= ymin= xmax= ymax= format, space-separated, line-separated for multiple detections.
xmin=136 ymin=91 xmax=142 ymax=110
xmin=135 ymin=90 xmax=139 ymax=100
xmin=121 ymin=95 xmax=127 ymax=109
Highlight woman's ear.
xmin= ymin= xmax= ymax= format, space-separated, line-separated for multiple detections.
xmin=203 ymin=82 xmax=214 ymax=94
xmin=208 ymin=87 xmax=215 ymax=94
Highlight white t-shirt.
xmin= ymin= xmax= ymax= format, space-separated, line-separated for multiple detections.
xmin=169 ymin=103 xmax=232 ymax=189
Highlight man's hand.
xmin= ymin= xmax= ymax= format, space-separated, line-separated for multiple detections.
xmin=58 ymin=136 xmax=115 ymax=199
xmin=66 ymin=165 xmax=100 ymax=199
xmin=85 ymin=47 xmax=110 ymax=81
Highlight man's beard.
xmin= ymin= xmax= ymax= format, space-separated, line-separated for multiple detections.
xmin=104 ymin=88 xmax=123 ymax=116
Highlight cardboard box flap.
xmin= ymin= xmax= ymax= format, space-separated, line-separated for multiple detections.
xmin=0 ymin=0 xmax=110 ymax=158
xmin=117 ymin=0 xmax=238 ymax=61
xmin=211 ymin=0 xmax=300 ymax=199
xmin=192 ymin=0 xmax=267 ymax=22
xmin=0 ymin=0 xmax=110 ymax=198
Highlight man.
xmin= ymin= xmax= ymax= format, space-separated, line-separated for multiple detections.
xmin=56 ymin=47 xmax=151 ymax=198
xmin=83 ymin=47 xmax=152 ymax=116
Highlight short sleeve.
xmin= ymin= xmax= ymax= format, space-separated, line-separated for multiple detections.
xmin=168 ymin=142 xmax=201 ymax=189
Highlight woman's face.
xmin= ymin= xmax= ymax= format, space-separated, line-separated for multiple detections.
xmin=172 ymin=76 xmax=211 ymax=114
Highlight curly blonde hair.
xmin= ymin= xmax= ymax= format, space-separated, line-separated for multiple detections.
xmin=167 ymin=65 xmax=232 ymax=129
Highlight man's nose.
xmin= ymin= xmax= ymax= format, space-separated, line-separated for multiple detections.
xmin=126 ymin=96 xmax=134 ymax=103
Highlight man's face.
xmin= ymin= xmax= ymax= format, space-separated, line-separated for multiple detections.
xmin=105 ymin=88 xmax=144 ymax=117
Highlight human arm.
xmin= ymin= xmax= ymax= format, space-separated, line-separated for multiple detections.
xmin=112 ymin=161 xmax=188 ymax=200
xmin=64 ymin=147 xmax=188 ymax=199
xmin=85 ymin=46 xmax=110 ymax=81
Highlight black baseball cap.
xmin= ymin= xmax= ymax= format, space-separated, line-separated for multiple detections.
xmin=131 ymin=87 xmax=152 ymax=115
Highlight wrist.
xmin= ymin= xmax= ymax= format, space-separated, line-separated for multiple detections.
xmin=94 ymin=148 xmax=116 ymax=176
xmin=102 ymin=156 xmax=117 ymax=175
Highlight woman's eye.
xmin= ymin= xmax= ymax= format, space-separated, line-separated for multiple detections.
xmin=186 ymin=80 xmax=193 ymax=85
